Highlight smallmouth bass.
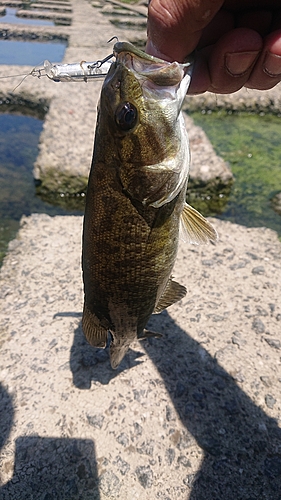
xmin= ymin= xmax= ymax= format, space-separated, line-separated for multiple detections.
xmin=82 ymin=42 xmax=217 ymax=369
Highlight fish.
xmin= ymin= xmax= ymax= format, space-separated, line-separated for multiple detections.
xmin=82 ymin=41 xmax=217 ymax=369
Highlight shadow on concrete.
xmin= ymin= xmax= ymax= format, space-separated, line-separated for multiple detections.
xmin=66 ymin=309 xmax=281 ymax=498
xmin=143 ymin=310 xmax=281 ymax=500
xmin=0 ymin=384 xmax=100 ymax=499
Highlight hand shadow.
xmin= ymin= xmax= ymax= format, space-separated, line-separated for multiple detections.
xmin=0 ymin=384 xmax=100 ymax=499
xmin=143 ymin=310 xmax=281 ymax=500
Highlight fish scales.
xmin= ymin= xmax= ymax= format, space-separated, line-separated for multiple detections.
xmin=82 ymin=42 xmax=217 ymax=368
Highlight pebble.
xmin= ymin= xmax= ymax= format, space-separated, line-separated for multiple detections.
xmin=136 ymin=440 xmax=154 ymax=456
xmin=260 ymin=376 xmax=272 ymax=387
xmin=177 ymin=456 xmax=192 ymax=468
xmin=113 ymin=456 xmax=130 ymax=476
xmin=99 ymin=471 xmax=120 ymax=497
xmin=135 ymin=465 xmax=154 ymax=489
xmin=165 ymin=448 xmax=175 ymax=465
xmin=86 ymin=414 xmax=104 ymax=429
xmin=116 ymin=433 xmax=129 ymax=447
xmin=265 ymin=394 xmax=277 ymax=409
xmin=252 ymin=266 xmax=265 ymax=275
xmin=133 ymin=422 xmax=143 ymax=436
xmin=252 ymin=317 xmax=265 ymax=334
xmin=264 ymin=338 xmax=281 ymax=350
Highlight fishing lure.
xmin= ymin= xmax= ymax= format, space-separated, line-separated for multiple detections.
xmin=42 ymin=53 xmax=114 ymax=82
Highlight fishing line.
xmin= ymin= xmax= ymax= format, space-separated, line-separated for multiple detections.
xmin=0 ymin=64 xmax=48 ymax=91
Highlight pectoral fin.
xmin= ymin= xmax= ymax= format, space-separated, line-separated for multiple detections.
xmin=82 ymin=302 xmax=108 ymax=348
xmin=154 ymin=277 xmax=187 ymax=314
xmin=180 ymin=203 xmax=218 ymax=245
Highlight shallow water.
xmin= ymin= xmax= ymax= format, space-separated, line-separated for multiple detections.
xmin=189 ymin=110 xmax=281 ymax=236
xmin=0 ymin=39 xmax=66 ymax=65
xmin=0 ymin=7 xmax=55 ymax=26
xmin=0 ymin=113 xmax=83 ymax=265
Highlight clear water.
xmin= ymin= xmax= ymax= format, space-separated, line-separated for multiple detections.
xmin=0 ymin=39 xmax=66 ymax=65
xmin=0 ymin=7 xmax=55 ymax=26
xmin=189 ymin=110 xmax=281 ymax=236
xmin=0 ymin=113 xmax=83 ymax=265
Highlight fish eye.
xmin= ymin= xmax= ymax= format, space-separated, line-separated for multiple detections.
xmin=115 ymin=102 xmax=138 ymax=131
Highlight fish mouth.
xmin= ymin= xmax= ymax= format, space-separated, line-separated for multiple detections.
xmin=113 ymin=41 xmax=193 ymax=98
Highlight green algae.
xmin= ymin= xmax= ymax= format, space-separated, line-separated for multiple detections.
xmin=189 ymin=110 xmax=281 ymax=235
xmin=35 ymin=169 xmax=88 ymax=198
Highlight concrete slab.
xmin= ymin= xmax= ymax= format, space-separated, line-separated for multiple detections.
xmin=17 ymin=8 xmax=72 ymax=23
xmin=30 ymin=3 xmax=72 ymax=12
xmin=0 ymin=213 xmax=280 ymax=499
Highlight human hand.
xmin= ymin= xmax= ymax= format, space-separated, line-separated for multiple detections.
xmin=146 ymin=0 xmax=281 ymax=94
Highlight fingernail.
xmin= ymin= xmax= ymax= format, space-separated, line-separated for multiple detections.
xmin=263 ymin=52 xmax=281 ymax=77
xmin=225 ymin=51 xmax=259 ymax=77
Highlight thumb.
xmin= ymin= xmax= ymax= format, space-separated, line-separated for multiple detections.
xmin=146 ymin=0 xmax=224 ymax=62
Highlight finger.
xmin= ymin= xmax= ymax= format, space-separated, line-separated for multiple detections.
xmin=187 ymin=49 xmax=212 ymax=94
xmin=146 ymin=0 xmax=224 ymax=62
xmin=245 ymin=30 xmax=281 ymax=90
xmin=207 ymin=28 xmax=263 ymax=93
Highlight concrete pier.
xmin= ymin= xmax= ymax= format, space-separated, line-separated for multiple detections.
xmin=0 ymin=214 xmax=280 ymax=499
xmin=0 ymin=2 xmax=281 ymax=498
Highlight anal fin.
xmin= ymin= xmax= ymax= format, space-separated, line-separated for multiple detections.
xmin=180 ymin=203 xmax=218 ymax=245
xmin=82 ymin=302 xmax=108 ymax=348
xmin=154 ymin=277 xmax=186 ymax=314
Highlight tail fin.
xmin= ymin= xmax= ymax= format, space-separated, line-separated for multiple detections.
xmin=110 ymin=340 xmax=131 ymax=370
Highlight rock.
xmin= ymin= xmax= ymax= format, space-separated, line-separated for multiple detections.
xmin=165 ymin=448 xmax=175 ymax=465
xmin=264 ymin=338 xmax=281 ymax=350
xmin=86 ymin=413 xmax=104 ymax=429
xmin=252 ymin=317 xmax=265 ymax=334
xmin=265 ymin=394 xmax=276 ymax=409
xmin=135 ymin=465 xmax=154 ymax=489
xmin=113 ymin=456 xmax=130 ymax=476
xmin=99 ymin=471 xmax=120 ymax=497
xmin=136 ymin=440 xmax=154 ymax=456
xmin=116 ymin=433 xmax=129 ymax=447
xmin=252 ymin=266 xmax=265 ymax=275
xmin=133 ymin=422 xmax=143 ymax=436
xmin=183 ymin=474 xmax=196 ymax=487
xmin=260 ymin=376 xmax=273 ymax=387
xmin=177 ymin=455 xmax=192 ymax=468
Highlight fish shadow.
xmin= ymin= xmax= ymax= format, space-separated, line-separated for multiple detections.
xmin=143 ymin=310 xmax=281 ymax=500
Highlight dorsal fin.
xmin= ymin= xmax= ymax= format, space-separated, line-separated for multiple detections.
xmin=82 ymin=302 xmax=108 ymax=348
xmin=154 ymin=277 xmax=186 ymax=314
xmin=180 ymin=203 xmax=218 ymax=245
